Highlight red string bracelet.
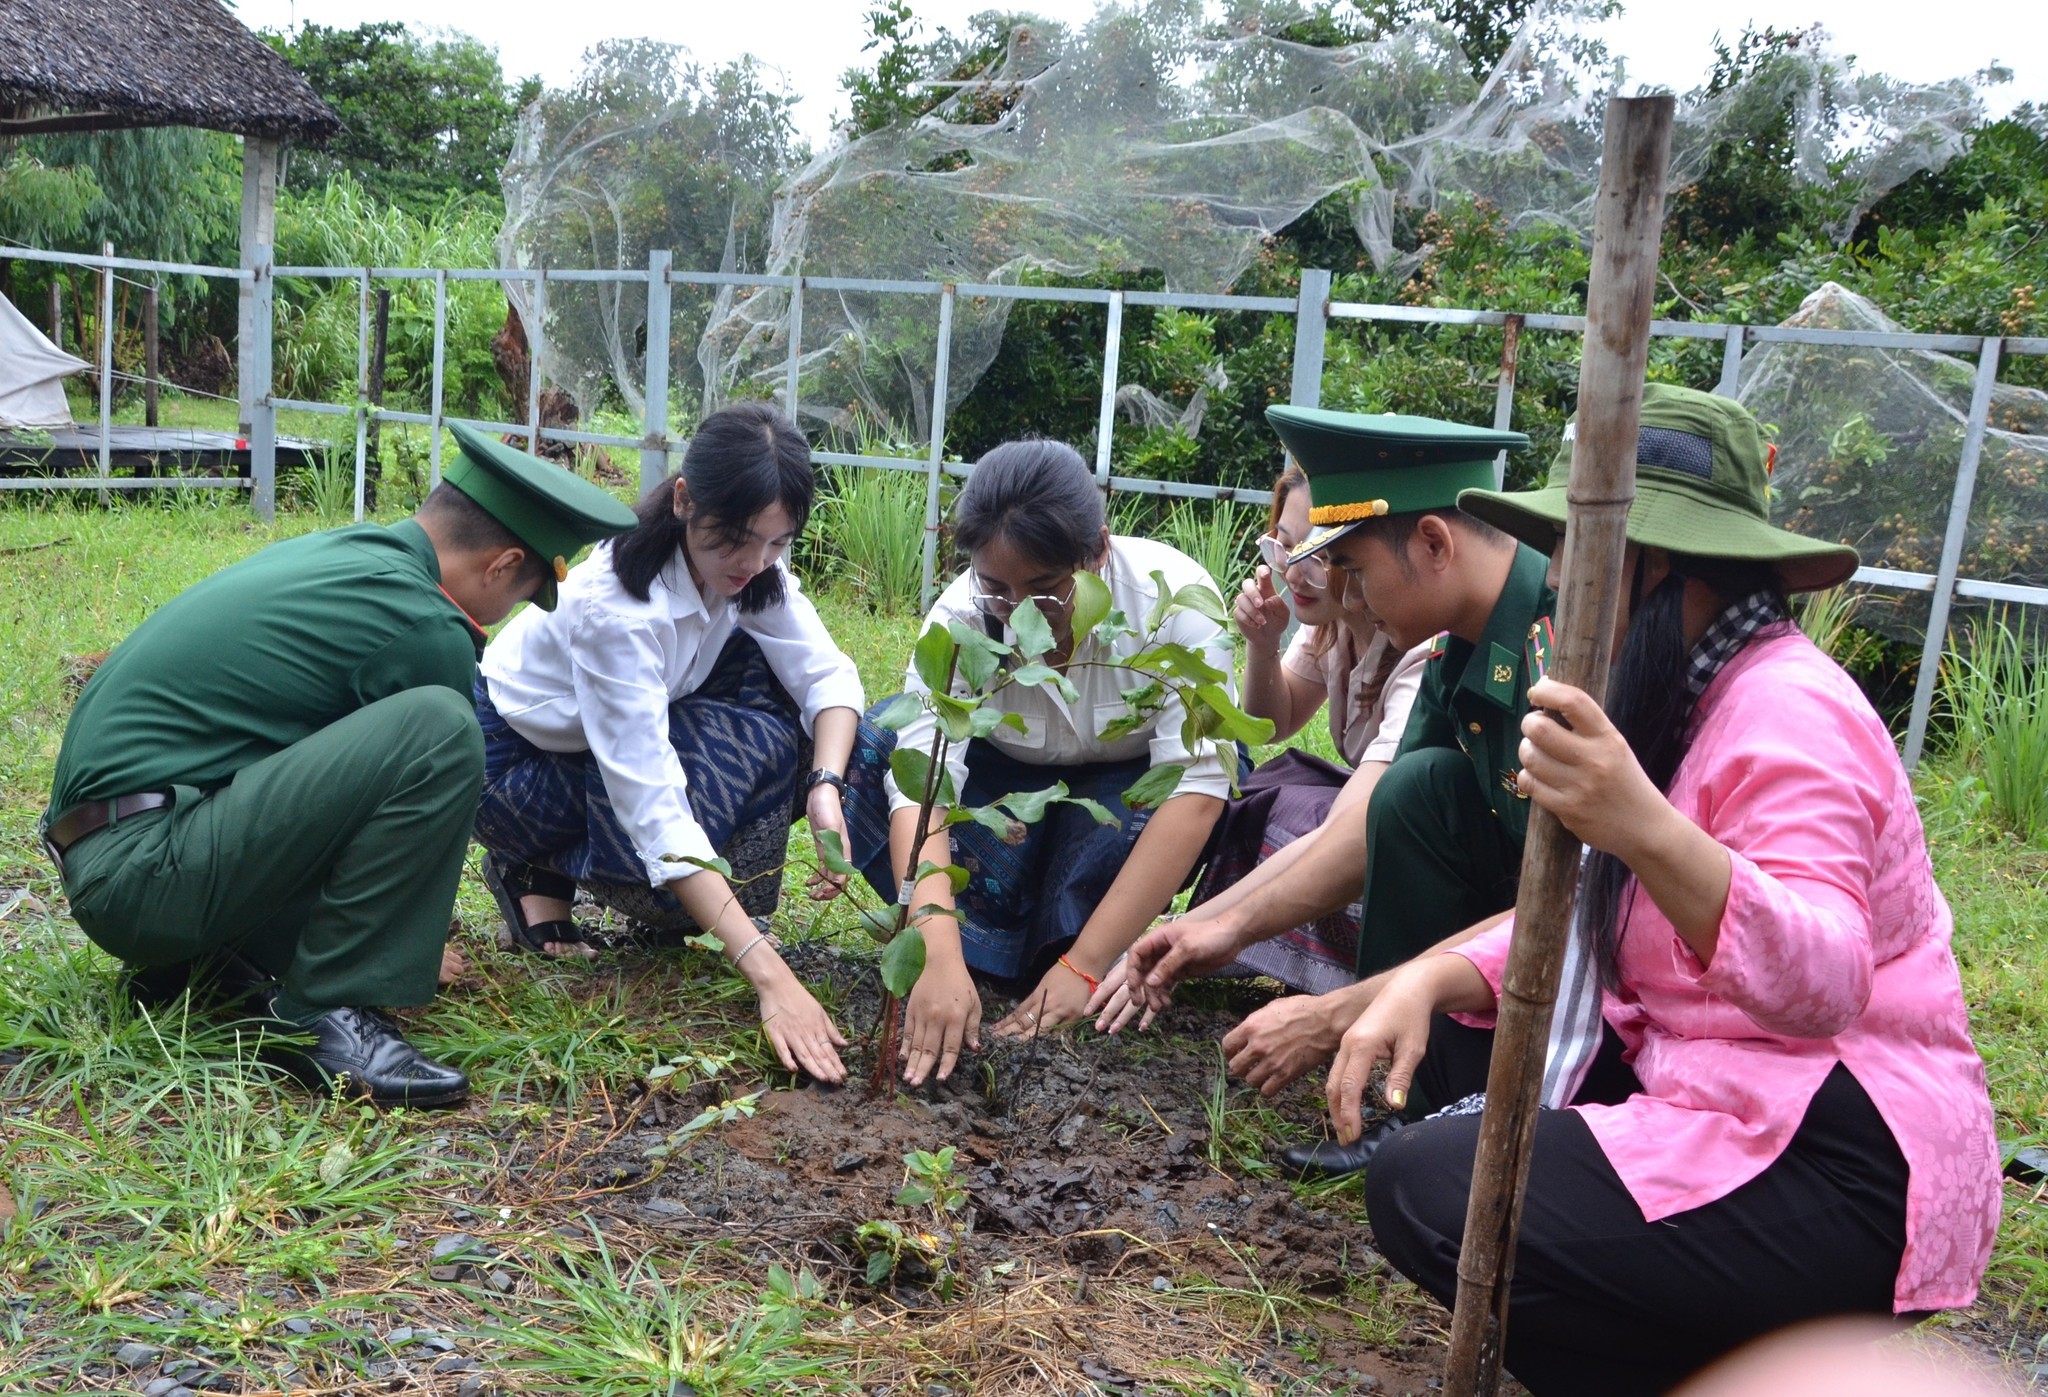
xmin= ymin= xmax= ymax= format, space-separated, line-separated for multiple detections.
xmin=1057 ymin=954 xmax=1100 ymax=993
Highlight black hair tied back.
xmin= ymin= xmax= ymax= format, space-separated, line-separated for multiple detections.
xmin=953 ymin=439 xmax=1105 ymax=573
xmin=610 ymin=400 xmax=815 ymax=612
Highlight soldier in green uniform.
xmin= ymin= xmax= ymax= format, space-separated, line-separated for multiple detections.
xmin=42 ymin=423 xmax=637 ymax=1108
xmin=1121 ymin=406 xmax=1551 ymax=1175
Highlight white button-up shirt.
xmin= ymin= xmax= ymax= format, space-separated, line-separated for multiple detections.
xmin=885 ymin=534 xmax=1236 ymax=813
xmin=482 ymin=544 xmax=865 ymax=886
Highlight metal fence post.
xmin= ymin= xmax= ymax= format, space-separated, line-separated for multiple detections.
xmin=1717 ymin=324 xmax=1745 ymax=397
xmin=528 ymin=270 xmax=546 ymax=454
xmin=784 ymin=275 xmax=805 ymax=423
xmin=354 ymin=270 xmax=370 ymax=521
xmin=1491 ymin=312 xmax=1523 ymax=487
xmin=642 ymin=249 xmax=673 ymax=495
xmin=248 ymin=245 xmax=277 ymax=521
xmin=97 ymin=240 xmax=114 ymax=500
xmin=1094 ymin=290 xmax=1125 ymax=491
xmin=429 ymin=270 xmax=448 ymax=488
xmin=921 ymin=286 xmax=957 ymax=606
xmin=1289 ymin=268 xmax=1331 ymax=408
xmin=1902 ymin=336 xmax=2005 ymax=770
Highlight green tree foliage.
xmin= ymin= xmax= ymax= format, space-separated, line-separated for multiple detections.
xmin=265 ymin=23 xmax=538 ymax=216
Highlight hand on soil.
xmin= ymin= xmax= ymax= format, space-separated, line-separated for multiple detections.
xmin=1087 ymin=956 xmax=1155 ymax=1034
xmin=902 ymin=959 xmax=982 ymax=1085
xmin=1222 ymin=992 xmax=1344 ymax=1098
xmin=758 ymin=975 xmax=850 ymax=1084
xmin=438 ymin=945 xmax=467 ymax=986
xmin=1126 ymin=915 xmax=1241 ymax=1015
xmin=1324 ymin=975 xmax=1431 ymax=1144
xmin=992 ymin=962 xmax=1094 ymax=1040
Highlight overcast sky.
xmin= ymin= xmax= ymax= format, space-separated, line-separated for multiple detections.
xmin=237 ymin=0 xmax=2043 ymax=149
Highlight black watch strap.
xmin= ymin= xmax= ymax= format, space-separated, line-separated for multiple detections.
xmin=805 ymin=768 xmax=849 ymax=798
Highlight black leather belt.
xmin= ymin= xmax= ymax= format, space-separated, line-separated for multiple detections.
xmin=41 ymin=792 xmax=173 ymax=873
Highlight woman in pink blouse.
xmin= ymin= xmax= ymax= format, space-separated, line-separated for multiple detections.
xmin=1328 ymin=384 xmax=2000 ymax=1395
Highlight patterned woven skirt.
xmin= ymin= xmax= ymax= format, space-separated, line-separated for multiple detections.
xmin=843 ymin=699 xmax=1167 ymax=984
xmin=472 ymin=632 xmax=808 ymax=931
xmin=1190 ymin=748 xmax=1361 ymax=995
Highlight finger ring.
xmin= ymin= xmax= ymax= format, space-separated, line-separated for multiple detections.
xmin=1024 ymin=1012 xmax=1038 ymax=1024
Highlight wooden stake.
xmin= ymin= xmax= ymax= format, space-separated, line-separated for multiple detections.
xmin=1440 ymin=93 xmax=1676 ymax=1397
xmin=144 ymin=286 xmax=161 ymax=429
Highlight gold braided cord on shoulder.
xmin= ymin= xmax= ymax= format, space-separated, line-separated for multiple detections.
xmin=1307 ymin=498 xmax=1389 ymax=525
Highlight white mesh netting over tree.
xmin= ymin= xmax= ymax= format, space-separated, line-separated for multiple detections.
xmin=498 ymin=0 xmax=1988 ymax=441
xmin=1741 ymin=281 xmax=2048 ymax=641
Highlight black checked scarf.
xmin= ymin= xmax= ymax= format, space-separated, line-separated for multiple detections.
xmin=1433 ymin=587 xmax=1791 ymax=1119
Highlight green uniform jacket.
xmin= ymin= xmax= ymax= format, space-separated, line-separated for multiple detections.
xmin=1393 ymin=542 xmax=1558 ymax=846
xmin=50 ymin=520 xmax=485 ymax=818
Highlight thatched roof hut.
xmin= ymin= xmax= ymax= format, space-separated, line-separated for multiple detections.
xmin=0 ymin=0 xmax=339 ymax=141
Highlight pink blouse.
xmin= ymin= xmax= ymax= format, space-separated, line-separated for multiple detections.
xmin=1451 ymin=625 xmax=2000 ymax=1313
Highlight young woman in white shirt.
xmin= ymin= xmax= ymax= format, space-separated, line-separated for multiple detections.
xmin=472 ymin=402 xmax=860 ymax=1083
xmin=841 ymin=439 xmax=1240 ymax=1087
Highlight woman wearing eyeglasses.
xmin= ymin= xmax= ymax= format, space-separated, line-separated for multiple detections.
xmin=470 ymin=402 xmax=860 ymax=1084
xmin=842 ymin=439 xmax=1241 ymax=1086
xmin=1177 ymin=462 xmax=1438 ymax=994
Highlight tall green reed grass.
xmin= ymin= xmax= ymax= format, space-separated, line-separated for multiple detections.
xmin=1938 ymin=610 xmax=2048 ymax=843
xmin=1160 ymin=497 xmax=1258 ymax=591
xmin=817 ymin=466 xmax=927 ymax=613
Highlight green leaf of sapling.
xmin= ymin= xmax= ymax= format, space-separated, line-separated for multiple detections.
xmin=913 ymin=622 xmax=957 ymax=695
xmin=879 ymin=923 xmax=929 ymax=997
xmin=1071 ymin=569 xmax=1112 ymax=642
xmin=1121 ymin=761 xmax=1187 ymax=810
xmin=1011 ymin=660 xmax=1080 ymax=703
xmin=814 ymin=829 xmax=859 ymax=877
xmin=966 ymin=805 xmax=1028 ymax=843
xmin=1010 ymin=596 xmax=1057 ymax=659
xmin=1170 ymin=581 xmax=1230 ymax=625
xmin=872 ymin=691 xmax=923 ymax=732
xmin=929 ymin=692 xmax=977 ymax=745
xmin=856 ymin=906 xmax=901 ymax=944
xmin=1058 ymin=794 xmax=1120 ymax=827
xmin=999 ymin=781 xmax=1071 ymax=824
xmin=910 ymin=859 xmax=971 ymax=894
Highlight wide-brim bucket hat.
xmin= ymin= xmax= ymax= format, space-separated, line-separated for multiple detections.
xmin=1456 ymin=382 xmax=1859 ymax=593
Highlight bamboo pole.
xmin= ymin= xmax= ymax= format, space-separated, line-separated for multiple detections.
xmin=1440 ymin=93 xmax=1676 ymax=1397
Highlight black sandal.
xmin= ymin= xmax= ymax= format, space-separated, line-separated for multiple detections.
xmin=480 ymin=852 xmax=587 ymax=955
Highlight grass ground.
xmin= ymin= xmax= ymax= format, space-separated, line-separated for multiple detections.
xmin=0 ymin=495 xmax=2043 ymax=1395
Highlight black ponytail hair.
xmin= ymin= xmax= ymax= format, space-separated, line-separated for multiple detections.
xmin=1580 ymin=553 xmax=1786 ymax=990
xmin=952 ymin=438 xmax=1106 ymax=573
xmin=610 ymin=400 xmax=815 ymax=613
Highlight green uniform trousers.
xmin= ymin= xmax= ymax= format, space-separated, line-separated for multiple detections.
xmin=1356 ymin=746 xmax=1525 ymax=980
xmin=61 ymin=686 xmax=483 ymax=1013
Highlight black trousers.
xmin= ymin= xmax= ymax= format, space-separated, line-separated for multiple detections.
xmin=1367 ymin=1018 xmax=1912 ymax=1397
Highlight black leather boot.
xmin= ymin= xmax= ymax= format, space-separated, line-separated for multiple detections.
xmin=265 ymin=1003 xmax=469 ymax=1109
xmin=1280 ymin=1116 xmax=1408 ymax=1181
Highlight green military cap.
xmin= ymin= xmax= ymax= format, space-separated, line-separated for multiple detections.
xmin=1457 ymin=382 xmax=1860 ymax=593
xmin=442 ymin=422 xmax=640 ymax=610
xmin=1264 ymin=405 xmax=1529 ymax=560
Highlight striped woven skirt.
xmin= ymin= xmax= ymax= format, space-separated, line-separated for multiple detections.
xmin=1189 ymin=748 xmax=1362 ymax=996
xmin=472 ymin=632 xmax=807 ymax=930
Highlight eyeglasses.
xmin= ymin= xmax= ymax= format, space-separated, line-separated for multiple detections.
xmin=1257 ymin=533 xmax=1328 ymax=591
xmin=968 ymin=577 xmax=1077 ymax=620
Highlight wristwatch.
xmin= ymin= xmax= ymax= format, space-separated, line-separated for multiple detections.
xmin=805 ymin=769 xmax=849 ymax=799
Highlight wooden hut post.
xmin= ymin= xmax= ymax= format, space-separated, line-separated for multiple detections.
xmin=237 ymin=136 xmax=282 ymax=440
xmin=144 ymin=285 xmax=161 ymax=428
xmin=1440 ymin=94 xmax=1676 ymax=1397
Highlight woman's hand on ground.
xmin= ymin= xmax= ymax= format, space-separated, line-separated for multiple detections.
xmin=901 ymin=957 xmax=982 ymax=1086
xmin=1517 ymin=678 xmax=1671 ymax=860
xmin=992 ymin=959 xmax=1096 ymax=1040
xmin=1324 ymin=969 xmax=1435 ymax=1144
xmin=1221 ymin=991 xmax=1345 ymax=1098
xmin=804 ymin=786 xmax=851 ymax=902
xmin=756 ymin=968 xmax=850 ymax=1085
xmin=1124 ymin=914 xmax=1244 ymax=1015
xmin=1235 ymin=566 xmax=1292 ymax=653
xmin=1087 ymin=954 xmax=1154 ymax=1034
xmin=437 ymin=944 xmax=466 ymax=987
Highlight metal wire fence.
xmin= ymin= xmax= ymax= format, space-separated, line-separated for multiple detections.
xmin=6 ymin=243 xmax=2045 ymax=766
